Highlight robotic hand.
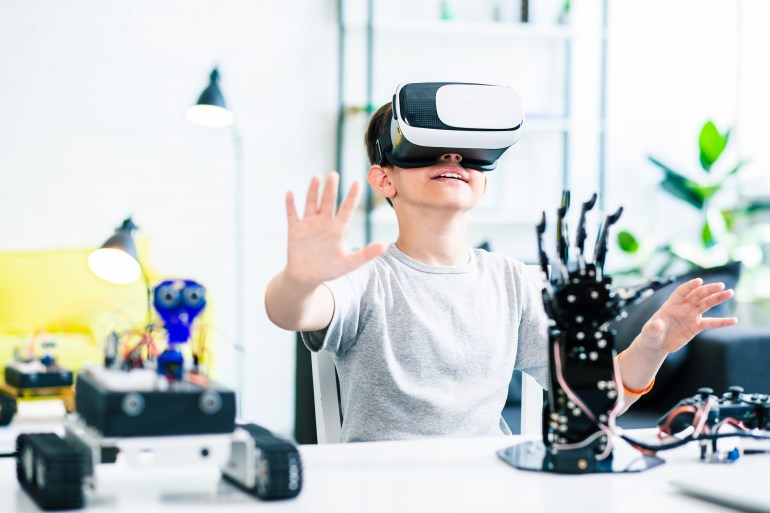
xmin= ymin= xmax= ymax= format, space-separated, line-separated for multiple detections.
xmin=539 ymin=192 xmax=672 ymax=456
xmin=153 ymin=279 xmax=207 ymax=380
xmin=500 ymin=191 xmax=671 ymax=474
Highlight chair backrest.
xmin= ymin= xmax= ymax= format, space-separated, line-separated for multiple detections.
xmin=310 ymin=348 xmax=544 ymax=441
xmin=519 ymin=264 xmax=547 ymax=436
xmin=310 ymin=350 xmax=342 ymax=443
xmin=520 ymin=372 xmax=544 ymax=437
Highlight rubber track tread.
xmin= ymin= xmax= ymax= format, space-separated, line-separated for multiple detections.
xmin=16 ymin=433 xmax=84 ymax=510
xmin=238 ymin=423 xmax=303 ymax=499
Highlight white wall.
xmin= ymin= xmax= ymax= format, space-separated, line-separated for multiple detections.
xmin=0 ymin=0 xmax=338 ymax=437
xmin=604 ymin=0 xmax=770 ymax=271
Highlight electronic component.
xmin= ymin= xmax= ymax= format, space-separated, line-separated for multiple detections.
xmin=74 ymin=366 xmax=236 ymax=437
xmin=1 ymin=338 xmax=75 ymax=425
xmin=4 ymin=361 xmax=73 ymax=390
xmin=656 ymin=386 xmax=770 ymax=461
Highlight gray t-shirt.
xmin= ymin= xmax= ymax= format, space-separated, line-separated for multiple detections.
xmin=302 ymin=243 xmax=549 ymax=442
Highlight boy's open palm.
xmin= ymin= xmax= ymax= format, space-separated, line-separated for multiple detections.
xmin=637 ymin=278 xmax=737 ymax=355
xmin=285 ymin=172 xmax=386 ymax=286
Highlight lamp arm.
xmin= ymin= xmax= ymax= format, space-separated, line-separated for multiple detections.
xmin=139 ymin=262 xmax=153 ymax=331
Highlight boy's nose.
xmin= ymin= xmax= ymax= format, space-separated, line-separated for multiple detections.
xmin=438 ymin=153 xmax=463 ymax=163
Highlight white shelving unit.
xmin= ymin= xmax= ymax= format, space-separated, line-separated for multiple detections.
xmin=336 ymin=0 xmax=608 ymax=262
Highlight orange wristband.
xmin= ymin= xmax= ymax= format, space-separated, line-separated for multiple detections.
xmin=616 ymin=350 xmax=656 ymax=397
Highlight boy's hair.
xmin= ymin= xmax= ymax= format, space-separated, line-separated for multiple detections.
xmin=364 ymin=102 xmax=392 ymax=167
xmin=365 ymin=102 xmax=395 ymax=207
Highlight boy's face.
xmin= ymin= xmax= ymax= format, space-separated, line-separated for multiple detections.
xmin=382 ymin=154 xmax=487 ymax=212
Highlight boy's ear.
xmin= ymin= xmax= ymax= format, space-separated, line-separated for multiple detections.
xmin=483 ymin=174 xmax=488 ymax=194
xmin=367 ymin=165 xmax=397 ymax=201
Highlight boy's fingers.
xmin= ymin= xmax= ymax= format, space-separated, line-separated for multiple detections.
xmin=696 ymin=289 xmax=734 ymax=313
xmin=346 ymin=242 xmax=387 ymax=270
xmin=337 ymin=181 xmax=361 ymax=224
xmin=686 ymin=282 xmax=725 ymax=304
xmin=319 ymin=172 xmax=340 ymax=217
xmin=304 ymin=175 xmax=321 ymax=217
xmin=286 ymin=191 xmax=299 ymax=224
xmin=701 ymin=317 xmax=738 ymax=330
xmin=673 ymin=278 xmax=703 ymax=301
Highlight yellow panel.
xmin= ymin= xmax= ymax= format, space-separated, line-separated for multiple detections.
xmin=0 ymin=240 xmax=155 ymax=336
xmin=0 ymin=238 xmax=216 ymax=379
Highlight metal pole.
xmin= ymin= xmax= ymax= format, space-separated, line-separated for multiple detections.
xmin=232 ymin=123 xmax=245 ymax=417
xmin=598 ymin=0 xmax=609 ymax=210
xmin=364 ymin=0 xmax=374 ymax=244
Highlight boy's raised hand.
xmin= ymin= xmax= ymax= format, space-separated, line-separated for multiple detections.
xmin=285 ymin=172 xmax=386 ymax=286
xmin=635 ymin=278 xmax=738 ymax=356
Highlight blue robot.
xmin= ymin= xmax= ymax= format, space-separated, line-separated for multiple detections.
xmin=153 ymin=279 xmax=207 ymax=380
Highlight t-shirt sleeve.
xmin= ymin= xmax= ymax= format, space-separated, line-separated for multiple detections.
xmin=513 ymin=263 xmax=550 ymax=390
xmin=300 ymin=263 xmax=372 ymax=355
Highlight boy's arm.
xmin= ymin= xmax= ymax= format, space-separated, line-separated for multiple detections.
xmin=265 ymin=271 xmax=334 ymax=332
xmin=265 ymin=172 xmax=386 ymax=332
xmin=617 ymin=278 xmax=737 ymax=411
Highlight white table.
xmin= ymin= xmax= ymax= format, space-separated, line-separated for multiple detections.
xmin=2 ymin=422 xmax=768 ymax=513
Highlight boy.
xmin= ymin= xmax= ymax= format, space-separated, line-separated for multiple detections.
xmin=265 ymin=101 xmax=737 ymax=443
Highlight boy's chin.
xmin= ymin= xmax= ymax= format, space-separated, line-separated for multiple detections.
xmin=412 ymin=199 xmax=481 ymax=212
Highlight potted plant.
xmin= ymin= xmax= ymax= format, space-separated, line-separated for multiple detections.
xmin=616 ymin=120 xmax=770 ymax=314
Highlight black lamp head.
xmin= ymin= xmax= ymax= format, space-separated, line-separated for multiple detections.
xmin=88 ymin=217 xmax=143 ymax=284
xmin=101 ymin=217 xmax=139 ymax=258
xmin=186 ymin=67 xmax=234 ymax=127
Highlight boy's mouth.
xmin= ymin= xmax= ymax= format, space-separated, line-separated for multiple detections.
xmin=431 ymin=168 xmax=469 ymax=183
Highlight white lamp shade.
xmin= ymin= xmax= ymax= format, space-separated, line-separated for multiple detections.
xmin=186 ymin=104 xmax=235 ymax=128
xmin=88 ymin=248 xmax=142 ymax=284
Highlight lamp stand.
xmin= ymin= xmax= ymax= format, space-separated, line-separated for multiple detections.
xmin=232 ymin=123 xmax=246 ymax=417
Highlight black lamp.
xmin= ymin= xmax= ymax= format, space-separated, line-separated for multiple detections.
xmin=186 ymin=68 xmax=235 ymax=128
xmin=88 ymin=217 xmax=152 ymax=326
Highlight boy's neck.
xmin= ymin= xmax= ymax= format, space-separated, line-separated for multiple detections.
xmin=394 ymin=207 xmax=470 ymax=266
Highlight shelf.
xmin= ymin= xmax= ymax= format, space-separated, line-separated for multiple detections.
xmin=525 ymin=116 xmax=606 ymax=133
xmin=523 ymin=116 xmax=570 ymax=132
xmin=340 ymin=109 xmax=603 ymax=134
xmin=343 ymin=19 xmax=606 ymax=40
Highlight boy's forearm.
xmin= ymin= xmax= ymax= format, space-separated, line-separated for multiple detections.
xmin=617 ymin=338 xmax=667 ymax=411
xmin=265 ymin=269 xmax=334 ymax=332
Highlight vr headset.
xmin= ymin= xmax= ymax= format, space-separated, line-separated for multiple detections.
xmin=375 ymin=82 xmax=524 ymax=172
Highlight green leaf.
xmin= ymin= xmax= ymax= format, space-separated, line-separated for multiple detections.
xmin=745 ymin=200 xmax=770 ymax=215
xmin=701 ymin=220 xmax=714 ymax=247
xmin=699 ymin=121 xmax=729 ymax=172
xmin=617 ymin=230 xmax=640 ymax=253
xmin=724 ymin=159 xmax=747 ymax=178
xmin=704 ymin=207 xmax=730 ymax=248
xmin=697 ymin=184 xmax=721 ymax=203
xmin=721 ymin=209 xmax=736 ymax=232
xmin=649 ymin=156 xmax=706 ymax=209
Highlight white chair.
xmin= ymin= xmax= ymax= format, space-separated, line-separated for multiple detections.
xmin=310 ymin=350 xmax=544 ymax=443
xmin=520 ymin=373 xmax=544 ymax=436
xmin=310 ymin=351 xmax=342 ymax=443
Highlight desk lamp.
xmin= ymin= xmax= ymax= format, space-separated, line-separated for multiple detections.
xmin=186 ymin=68 xmax=235 ymax=128
xmin=88 ymin=217 xmax=152 ymax=328
xmin=187 ymin=67 xmax=245 ymax=411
